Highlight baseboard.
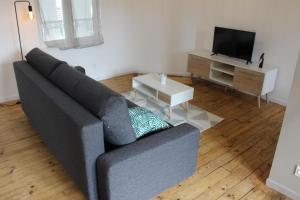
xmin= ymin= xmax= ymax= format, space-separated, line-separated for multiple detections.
xmin=94 ymin=71 xmax=136 ymax=81
xmin=0 ymin=72 xmax=288 ymax=106
xmin=0 ymin=95 xmax=19 ymax=104
xmin=268 ymin=96 xmax=288 ymax=106
xmin=133 ymin=70 xmax=191 ymax=77
xmin=266 ymin=178 xmax=300 ymax=200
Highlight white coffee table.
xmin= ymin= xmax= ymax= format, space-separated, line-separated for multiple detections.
xmin=132 ymin=74 xmax=194 ymax=119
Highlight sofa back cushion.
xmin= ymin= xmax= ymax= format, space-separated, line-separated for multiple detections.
xmin=25 ymin=48 xmax=66 ymax=77
xmin=50 ymin=63 xmax=84 ymax=94
xmin=50 ymin=64 xmax=136 ymax=145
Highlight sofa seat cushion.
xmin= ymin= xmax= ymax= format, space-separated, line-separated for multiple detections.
xmin=128 ymin=107 xmax=170 ymax=138
xmin=25 ymin=48 xmax=66 ymax=77
xmin=50 ymin=64 xmax=136 ymax=146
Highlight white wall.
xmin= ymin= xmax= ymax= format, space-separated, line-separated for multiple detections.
xmin=0 ymin=0 xmax=142 ymax=102
xmin=267 ymin=52 xmax=300 ymax=200
xmin=0 ymin=0 xmax=300 ymax=104
xmin=155 ymin=0 xmax=300 ymax=105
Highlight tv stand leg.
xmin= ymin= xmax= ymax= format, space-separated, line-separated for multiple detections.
xmin=224 ymin=86 xmax=228 ymax=94
xmin=266 ymin=93 xmax=269 ymax=104
xmin=169 ymin=106 xmax=173 ymax=119
xmin=257 ymin=95 xmax=261 ymax=108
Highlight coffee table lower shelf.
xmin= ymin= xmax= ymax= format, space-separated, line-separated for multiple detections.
xmin=133 ymin=88 xmax=191 ymax=120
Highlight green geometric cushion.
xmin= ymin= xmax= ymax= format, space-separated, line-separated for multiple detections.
xmin=128 ymin=107 xmax=170 ymax=138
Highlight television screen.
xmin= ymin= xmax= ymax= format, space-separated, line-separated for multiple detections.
xmin=212 ymin=27 xmax=256 ymax=63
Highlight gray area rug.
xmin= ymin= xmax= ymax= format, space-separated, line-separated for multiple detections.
xmin=122 ymin=91 xmax=224 ymax=132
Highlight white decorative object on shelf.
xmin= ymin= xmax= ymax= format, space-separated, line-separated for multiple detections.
xmin=160 ymin=73 xmax=167 ymax=85
xmin=295 ymin=165 xmax=300 ymax=178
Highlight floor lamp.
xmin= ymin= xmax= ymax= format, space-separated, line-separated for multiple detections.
xmin=14 ymin=1 xmax=34 ymax=61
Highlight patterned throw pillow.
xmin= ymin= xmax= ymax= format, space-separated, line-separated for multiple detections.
xmin=128 ymin=107 xmax=170 ymax=138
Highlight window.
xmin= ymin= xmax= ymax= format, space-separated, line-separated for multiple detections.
xmin=37 ymin=0 xmax=104 ymax=49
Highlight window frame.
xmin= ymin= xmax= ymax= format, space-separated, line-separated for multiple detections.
xmin=37 ymin=0 xmax=103 ymax=49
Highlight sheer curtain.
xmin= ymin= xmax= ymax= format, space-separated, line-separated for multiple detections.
xmin=37 ymin=0 xmax=104 ymax=49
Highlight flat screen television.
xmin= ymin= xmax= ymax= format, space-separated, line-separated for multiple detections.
xmin=212 ymin=27 xmax=256 ymax=64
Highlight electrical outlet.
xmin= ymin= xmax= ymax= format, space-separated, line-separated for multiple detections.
xmin=295 ymin=165 xmax=300 ymax=178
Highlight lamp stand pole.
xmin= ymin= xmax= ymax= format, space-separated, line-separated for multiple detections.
xmin=14 ymin=1 xmax=32 ymax=61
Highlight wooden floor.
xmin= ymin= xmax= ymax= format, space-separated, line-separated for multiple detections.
xmin=0 ymin=74 xmax=289 ymax=200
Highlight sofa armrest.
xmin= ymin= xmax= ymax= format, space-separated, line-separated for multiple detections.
xmin=14 ymin=61 xmax=105 ymax=200
xmin=97 ymin=123 xmax=200 ymax=200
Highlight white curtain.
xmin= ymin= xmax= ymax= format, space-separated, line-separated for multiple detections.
xmin=37 ymin=0 xmax=104 ymax=49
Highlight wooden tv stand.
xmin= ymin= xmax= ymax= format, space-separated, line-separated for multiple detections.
xmin=187 ymin=50 xmax=278 ymax=108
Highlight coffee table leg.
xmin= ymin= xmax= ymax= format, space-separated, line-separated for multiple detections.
xmin=133 ymin=89 xmax=137 ymax=100
xmin=185 ymin=102 xmax=189 ymax=112
xmin=169 ymin=106 xmax=173 ymax=120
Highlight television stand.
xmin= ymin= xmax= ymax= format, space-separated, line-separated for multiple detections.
xmin=187 ymin=49 xmax=278 ymax=108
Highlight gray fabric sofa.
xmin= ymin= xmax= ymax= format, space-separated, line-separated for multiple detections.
xmin=13 ymin=48 xmax=201 ymax=200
